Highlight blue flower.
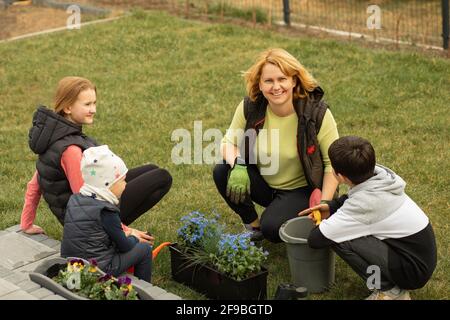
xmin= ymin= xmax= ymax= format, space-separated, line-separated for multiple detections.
xmin=177 ymin=210 xmax=268 ymax=280
xmin=177 ymin=211 xmax=223 ymax=248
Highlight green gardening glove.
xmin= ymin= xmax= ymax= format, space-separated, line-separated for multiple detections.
xmin=226 ymin=164 xmax=251 ymax=204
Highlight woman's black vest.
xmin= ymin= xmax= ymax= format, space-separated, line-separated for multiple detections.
xmin=28 ymin=106 xmax=97 ymax=224
xmin=242 ymin=87 xmax=328 ymax=189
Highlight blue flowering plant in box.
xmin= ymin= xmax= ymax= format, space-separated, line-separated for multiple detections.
xmin=176 ymin=211 xmax=268 ymax=281
xmin=177 ymin=210 xmax=223 ymax=249
xmin=214 ymin=233 xmax=269 ymax=281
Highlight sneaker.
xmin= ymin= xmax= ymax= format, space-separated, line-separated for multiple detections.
xmin=365 ymin=289 xmax=411 ymax=300
xmin=244 ymin=224 xmax=264 ymax=242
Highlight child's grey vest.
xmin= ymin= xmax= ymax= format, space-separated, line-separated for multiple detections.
xmin=61 ymin=194 xmax=116 ymax=270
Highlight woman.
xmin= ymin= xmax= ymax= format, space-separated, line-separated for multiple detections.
xmin=213 ymin=48 xmax=339 ymax=243
xmin=21 ymin=76 xmax=172 ymax=244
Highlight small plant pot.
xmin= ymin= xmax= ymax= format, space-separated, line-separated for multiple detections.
xmin=28 ymin=257 xmax=153 ymax=300
xmin=169 ymin=243 xmax=268 ymax=300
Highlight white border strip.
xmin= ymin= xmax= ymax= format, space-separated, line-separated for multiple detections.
xmin=276 ymin=21 xmax=443 ymax=51
xmin=0 ymin=15 xmax=126 ymax=44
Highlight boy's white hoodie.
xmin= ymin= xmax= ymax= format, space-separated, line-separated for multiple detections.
xmin=319 ymin=165 xmax=429 ymax=243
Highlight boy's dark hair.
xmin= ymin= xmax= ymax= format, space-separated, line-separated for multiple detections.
xmin=328 ymin=136 xmax=376 ymax=185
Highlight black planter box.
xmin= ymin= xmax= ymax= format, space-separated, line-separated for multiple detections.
xmin=169 ymin=244 xmax=268 ymax=300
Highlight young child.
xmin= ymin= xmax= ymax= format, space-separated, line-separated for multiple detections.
xmin=299 ymin=136 xmax=437 ymax=300
xmin=61 ymin=145 xmax=152 ymax=283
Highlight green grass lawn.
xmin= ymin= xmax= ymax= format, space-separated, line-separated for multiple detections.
xmin=0 ymin=10 xmax=448 ymax=300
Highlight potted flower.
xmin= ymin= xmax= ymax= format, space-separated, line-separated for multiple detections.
xmin=29 ymin=257 xmax=152 ymax=300
xmin=170 ymin=211 xmax=269 ymax=300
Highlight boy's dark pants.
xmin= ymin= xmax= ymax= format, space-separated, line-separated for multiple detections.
xmin=213 ymin=162 xmax=311 ymax=243
xmin=332 ymin=236 xmax=395 ymax=291
xmin=107 ymin=242 xmax=153 ymax=283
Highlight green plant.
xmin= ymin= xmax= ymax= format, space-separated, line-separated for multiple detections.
xmin=176 ymin=210 xmax=223 ymax=248
xmin=214 ymin=233 xmax=268 ymax=281
xmin=90 ymin=274 xmax=138 ymax=300
xmin=176 ymin=211 xmax=268 ymax=280
xmin=53 ymin=259 xmax=138 ymax=300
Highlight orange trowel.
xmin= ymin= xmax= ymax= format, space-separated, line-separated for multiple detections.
xmin=152 ymin=242 xmax=172 ymax=259
xmin=127 ymin=241 xmax=172 ymax=274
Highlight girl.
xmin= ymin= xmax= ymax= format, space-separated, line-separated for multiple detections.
xmin=21 ymin=76 xmax=172 ymax=243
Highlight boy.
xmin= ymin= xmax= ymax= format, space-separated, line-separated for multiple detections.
xmin=61 ymin=145 xmax=153 ymax=282
xmin=299 ymin=136 xmax=437 ymax=300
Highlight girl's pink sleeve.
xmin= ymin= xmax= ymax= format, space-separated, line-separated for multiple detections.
xmin=20 ymin=171 xmax=42 ymax=231
xmin=60 ymin=145 xmax=84 ymax=193
xmin=21 ymin=145 xmax=85 ymax=231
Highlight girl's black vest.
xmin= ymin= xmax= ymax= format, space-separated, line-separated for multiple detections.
xmin=28 ymin=106 xmax=97 ymax=224
xmin=242 ymin=87 xmax=328 ymax=189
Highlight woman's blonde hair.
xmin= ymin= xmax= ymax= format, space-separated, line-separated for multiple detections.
xmin=244 ymin=48 xmax=318 ymax=101
xmin=54 ymin=77 xmax=96 ymax=116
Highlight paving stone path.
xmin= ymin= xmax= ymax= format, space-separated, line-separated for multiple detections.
xmin=0 ymin=225 xmax=181 ymax=300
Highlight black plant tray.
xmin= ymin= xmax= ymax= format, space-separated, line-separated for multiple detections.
xmin=169 ymin=244 xmax=267 ymax=300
